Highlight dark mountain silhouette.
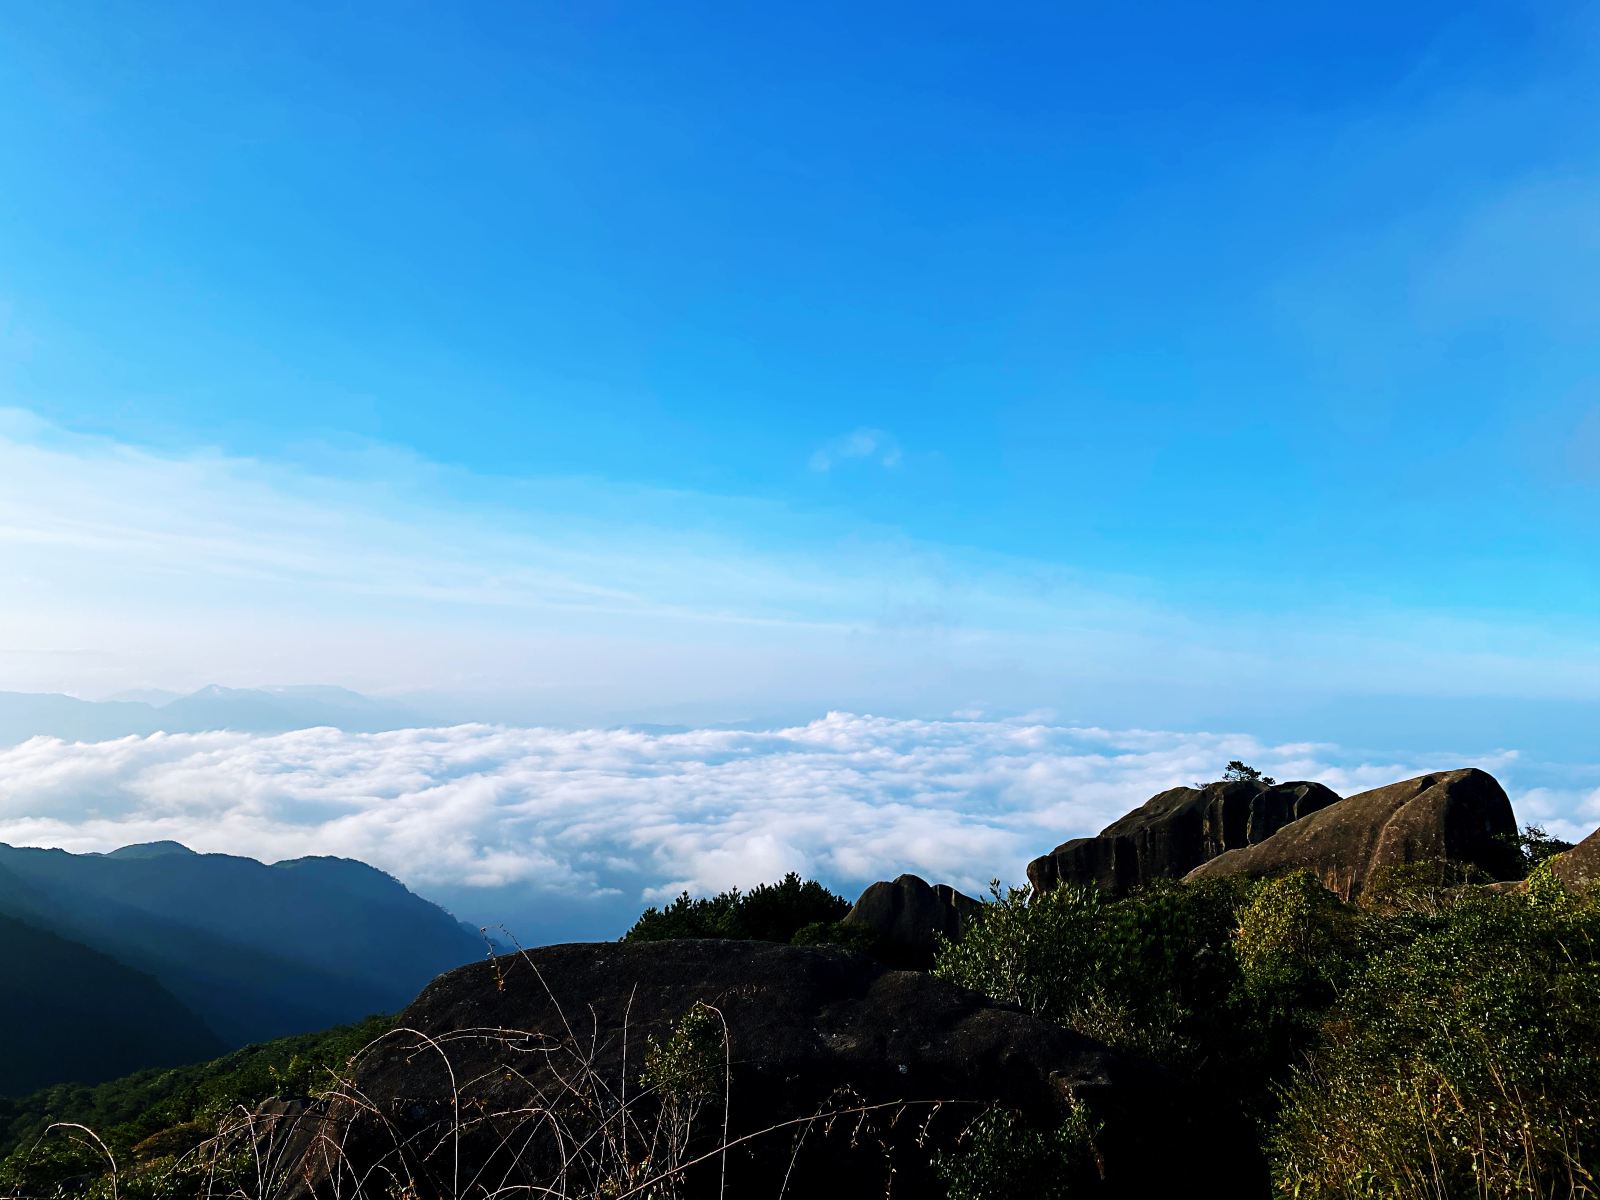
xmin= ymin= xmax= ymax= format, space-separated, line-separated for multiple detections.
xmin=0 ymin=907 xmax=223 ymax=1095
xmin=0 ymin=842 xmax=482 ymax=1054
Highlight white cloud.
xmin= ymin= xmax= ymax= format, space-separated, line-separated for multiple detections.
xmin=0 ymin=714 xmax=1582 ymax=938
xmin=809 ymin=427 xmax=902 ymax=472
xmin=1506 ymin=783 xmax=1600 ymax=845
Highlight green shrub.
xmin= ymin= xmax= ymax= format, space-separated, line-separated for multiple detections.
xmin=623 ymin=873 xmax=850 ymax=944
xmin=933 ymin=877 xmax=1266 ymax=1091
xmin=1091 ymin=878 xmax=1250 ymax=1071
xmin=1272 ymin=886 xmax=1600 ymax=1198
xmin=640 ymin=1002 xmax=725 ymax=1104
xmin=1360 ymin=858 xmax=1493 ymax=917
xmin=790 ymin=918 xmax=882 ymax=954
xmin=1510 ymin=824 xmax=1578 ymax=877
xmin=1236 ymin=871 xmax=1354 ymax=1009
xmin=932 ymin=880 xmax=1109 ymax=1021
xmin=0 ymin=1015 xmax=391 ymax=1198
xmin=934 ymin=1104 xmax=1103 ymax=1200
xmin=1527 ymin=856 xmax=1583 ymax=910
xmin=0 ymin=1135 xmax=104 ymax=1200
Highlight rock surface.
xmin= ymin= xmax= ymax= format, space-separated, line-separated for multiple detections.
xmin=842 ymin=872 xmax=983 ymax=965
xmin=1027 ymin=779 xmax=1341 ymax=895
xmin=1551 ymin=826 xmax=1600 ymax=893
xmin=275 ymin=940 xmax=1265 ymax=1199
xmin=1186 ymin=768 xmax=1521 ymax=898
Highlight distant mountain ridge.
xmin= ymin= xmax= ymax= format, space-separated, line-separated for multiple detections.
xmin=0 ymin=684 xmax=433 ymax=745
xmin=0 ymin=841 xmax=483 ymax=1092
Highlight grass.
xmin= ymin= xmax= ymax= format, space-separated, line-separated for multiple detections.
xmin=0 ymin=946 xmax=1015 ymax=1200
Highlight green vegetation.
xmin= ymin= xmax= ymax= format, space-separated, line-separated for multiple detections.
xmin=1510 ymin=822 xmax=1578 ymax=875
xmin=622 ymin=871 xmax=851 ymax=944
xmin=1223 ymin=759 xmax=1277 ymax=786
xmin=935 ymin=866 xmax=1600 ymax=1198
xmin=8 ymin=857 xmax=1600 ymax=1198
xmin=935 ymin=1104 xmax=1102 ymax=1200
xmin=1274 ymin=862 xmax=1600 ymax=1198
xmin=935 ymin=877 xmax=1274 ymax=1103
xmin=639 ymin=1001 xmax=727 ymax=1178
xmin=2 ymin=871 xmax=852 ymax=1199
xmin=0 ymin=1015 xmax=392 ymax=1196
xmin=640 ymin=1002 xmax=725 ymax=1105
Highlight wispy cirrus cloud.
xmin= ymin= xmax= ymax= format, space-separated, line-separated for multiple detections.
xmin=0 ymin=714 xmax=1580 ymax=940
xmin=4 ymin=410 xmax=1600 ymax=733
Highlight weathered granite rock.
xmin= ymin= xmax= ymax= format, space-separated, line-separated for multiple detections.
xmin=1550 ymin=826 xmax=1600 ymax=893
xmin=842 ymin=873 xmax=983 ymax=965
xmin=274 ymin=940 xmax=1266 ymax=1199
xmin=1185 ymin=768 xmax=1521 ymax=899
xmin=1027 ymin=779 xmax=1341 ymax=895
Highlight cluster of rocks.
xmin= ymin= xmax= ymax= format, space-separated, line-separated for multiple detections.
xmin=271 ymin=940 xmax=1262 ymax=1199
xmin=267 ymin=764 xmax=1596 ymax=1199
xmin=840 ymin=769 xmax=1531 ymax=961
xmin=1184 ymin=768 xmax=1522 ymax=897
xmin=1025 ymin=777 xmax=1341 ymax=896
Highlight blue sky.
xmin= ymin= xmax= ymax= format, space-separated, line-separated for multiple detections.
xmin=2 ymin=3 xmax=1599 ymax=754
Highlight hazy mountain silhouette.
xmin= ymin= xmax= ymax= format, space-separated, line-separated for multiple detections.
xmin=0 ymin=684 xmax=433 ymax=745
xmin=0 ymin=842 xmax=482 ymax=1059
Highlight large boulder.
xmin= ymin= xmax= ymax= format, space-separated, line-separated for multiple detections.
xmin=274 ymin=940 xmax=1264 ymax=1199
xmin=1186 ymin=768 xmax=1521 ymax=898
xmin=1550 ymin=826 xmax=1600 ymax=893
xmin=1028 ymin=779 xmax=1341 ymax=895
xmin=842 ymin=873 xmax=983 ymax=965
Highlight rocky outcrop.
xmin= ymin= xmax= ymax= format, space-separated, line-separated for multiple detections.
xmin=842 ymin=873 xmax=983 ymax=965
xmin=274 ymin=940 xmax=1265 ymax=1199
xmin=1028 ymin=779 xmax=1341 ymax=895
xmin=1185 ymin=768 xmax=1521 ymax=899
xmin=1551 ymin=826 xmax=1600 ymax=893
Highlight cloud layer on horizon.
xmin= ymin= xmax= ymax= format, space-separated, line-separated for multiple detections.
xmin=0 ymin=714 xmax=1592 ymax=936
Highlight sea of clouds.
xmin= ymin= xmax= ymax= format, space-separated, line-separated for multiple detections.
xmin=0 ymin=713 xmax=1594 ymax=941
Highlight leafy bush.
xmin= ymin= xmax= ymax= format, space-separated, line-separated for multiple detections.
xmin=933 ymin=878 xmax=1260 ymax=1086
xmin=638 ymin=1001 xmax=728 ymax=1189
xmin=1236 ymin=870 xmax=1354 ymax=1010
xmin=931 ymin=880 xmax=1108 ymax=1021
xmin=790 ymin=917 xmax=882 ymax=954
xmin=1091 ymin=878 xmax=1251 ymax=1072
xmin=936 ymin=869 xmax=1600 ymax=1194
xmin=622 ymin=872 xmax=850 ymax=944
xmin=1272 ymin=879 xmax=1600 ymax=1199
xmin=1510 ymin=823 xmax=1579 ymax=877
xmin=1358 ymin=858 xmax=1492 ymax=917
xmin=935 ymin=1104 xmax=1103 ymax=1199
xmin=0 ymin=1015 xmax=391 ymax=1196
xmin=640 ymin=1002 xmax=725 ymax=1104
